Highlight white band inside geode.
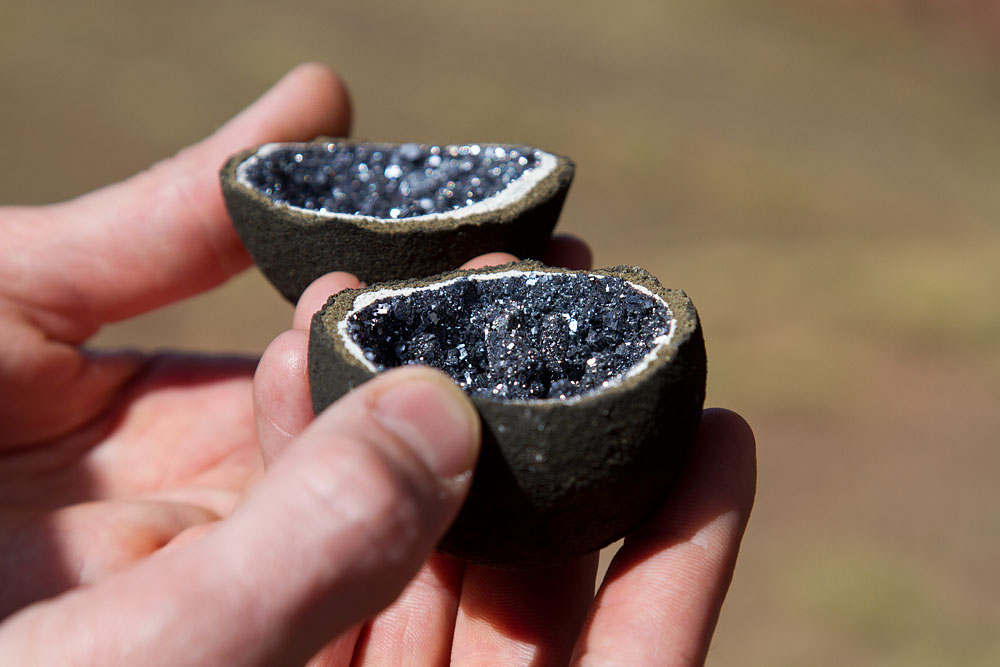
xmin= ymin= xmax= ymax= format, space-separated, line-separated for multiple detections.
xmin=236 ymin=143 xmax=559 ymax=223
xmin=337 ymin=270 xmax=675 ymax=403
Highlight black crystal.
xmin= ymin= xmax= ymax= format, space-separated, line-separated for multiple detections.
xmin=241 ymin=143 xmax=541 ymax=219
xmin=347 ymin=272 xmax=672 ymax=400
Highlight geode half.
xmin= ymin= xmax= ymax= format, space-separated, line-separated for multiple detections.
xmin=309 ymin=261 xmax=706 ymax=569
xmin=220 ymin=140 xmax=574 ymax=301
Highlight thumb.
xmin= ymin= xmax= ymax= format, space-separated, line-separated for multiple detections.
xmin=0 ymin=367 xmax=480 ymax=667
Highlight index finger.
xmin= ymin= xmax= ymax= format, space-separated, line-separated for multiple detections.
xmin=9 ymin=63 xmax=351 ymax=342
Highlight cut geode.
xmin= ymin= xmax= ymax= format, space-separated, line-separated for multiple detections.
xmin=309 ymin=261 xmax=707 ymax=569
xmin=344 ymin=271 xmax=674 ymax=401
xmin=220 ymin=140 xmax=574 ymax=301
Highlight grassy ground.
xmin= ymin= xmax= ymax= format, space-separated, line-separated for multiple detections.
xmin=3 ymin=0 xmax=999 ymax=663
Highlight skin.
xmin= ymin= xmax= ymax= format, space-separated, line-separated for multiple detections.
xmin=0 ymin=63 xmax=756 ymax=666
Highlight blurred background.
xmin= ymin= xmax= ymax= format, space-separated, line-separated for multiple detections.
xmin=3 ymin=0 xmax=999 ymax=663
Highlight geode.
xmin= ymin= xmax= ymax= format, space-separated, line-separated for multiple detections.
xmin=309 ymin=261 xmax=706 ymax=569
xmin=220 ymin=140 xmax=574 ymax=301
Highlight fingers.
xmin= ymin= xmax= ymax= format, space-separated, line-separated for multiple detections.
xmin=0 ymin=367 xmax=481 ymax=666
xmin=458 ymin=235 xmax=594 ymax=273
xmin=9 ymin=63 xmax=352 ymax=342
xmin=570 ymin=409 xmax=757 ymax=665
xmin=350 ymin=554 xmax=465 ymax=666
xmin=254 ymin=330 xmax=313 ymax=464
xmin=450 ymin=555 xmax=598 ymax=666
xmin=461 ymin=252 xmax=520 ymax=270
xmin=544 ymin=234 xmax=593 ymax=270
xmin=294 ymin=272 xmax=364 ymax=331
xmin=255 ymin=271 xmax=363 ymax=464
xmin=0 ymin=335 xmax=147 ymax=449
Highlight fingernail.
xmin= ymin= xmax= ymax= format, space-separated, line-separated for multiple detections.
xmin=373 ymin=370 xmax=480 ymax=480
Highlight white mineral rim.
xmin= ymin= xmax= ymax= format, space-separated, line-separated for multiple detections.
xmin=337 ymin=270 xmax=677 ymax=404
xmin=236 ymin=143 xmax=559 ymax=223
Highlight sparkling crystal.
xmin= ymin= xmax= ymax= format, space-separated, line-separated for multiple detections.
xmin=346 ymin=273 xmax=671 ymax=401
xmin=244 ymin=143 xmax=540 ymax=220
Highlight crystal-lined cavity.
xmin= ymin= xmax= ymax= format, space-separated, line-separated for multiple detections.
xmin=343 ymin=272 xmax=674 ymax=400
xmin=238 ymin=142 xmax=543 ymax=219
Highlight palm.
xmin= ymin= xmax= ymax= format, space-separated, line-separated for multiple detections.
xmin=0 ymin=353 xmax=261 ymax=617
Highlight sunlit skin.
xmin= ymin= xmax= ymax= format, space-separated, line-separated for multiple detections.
xmin=0 ymin=64 xmax=755 ymax=666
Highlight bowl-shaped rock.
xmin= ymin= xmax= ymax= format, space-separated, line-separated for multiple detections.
xmin=308 ymin=261 xmax=706 ymax=569
xmin=221 ymin=140 xmax=574 ymax=301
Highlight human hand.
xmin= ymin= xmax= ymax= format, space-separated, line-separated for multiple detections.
xmin=0 ymin=61 xmax=756 ymax=665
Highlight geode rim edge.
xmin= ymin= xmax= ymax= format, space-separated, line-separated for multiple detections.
xmin=221 ymin=138 xmax=574 ymax=233
xmin=233 ymin=141 xmax=561 ymax=224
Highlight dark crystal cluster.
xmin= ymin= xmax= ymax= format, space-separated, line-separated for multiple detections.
xmin=243 ymin=143 xmax=541 ymax=219
xmin=346 ymin=273 xmax=672 ymax=400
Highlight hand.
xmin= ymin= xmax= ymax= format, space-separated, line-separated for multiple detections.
xmin=0 ymin=62 xmax=756 ymax=666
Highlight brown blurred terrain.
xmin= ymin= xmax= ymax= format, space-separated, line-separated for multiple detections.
xmin=832 ymin=0 xmax=1000 ymax=52
xmin=3 ymin=0 xmax=999 ymax=664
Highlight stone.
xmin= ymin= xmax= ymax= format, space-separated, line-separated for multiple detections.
xmin=219 ymin=140 xmax=574 ymax=301
xmin=308 ymin=261 xmax=707 ymax=569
